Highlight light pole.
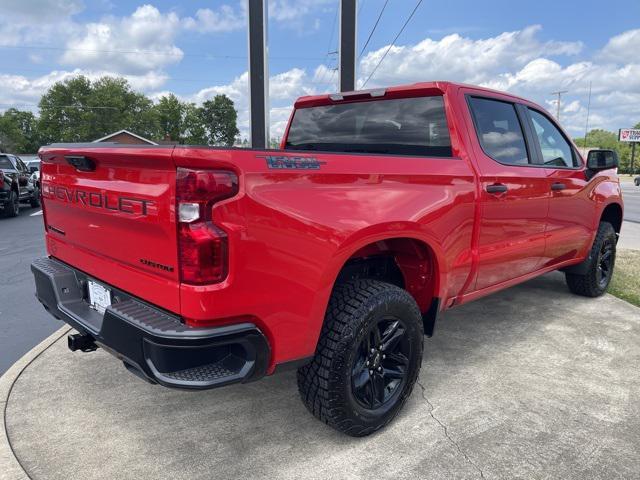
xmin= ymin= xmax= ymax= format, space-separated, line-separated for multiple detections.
xmin=247 ymin=0 xmax=269 ymax=149
xmin=339 ymin=0 xmax=357 ymax=92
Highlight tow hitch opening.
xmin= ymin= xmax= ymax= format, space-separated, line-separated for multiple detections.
xmin=68 ymin=333 xmax=98 ymax=352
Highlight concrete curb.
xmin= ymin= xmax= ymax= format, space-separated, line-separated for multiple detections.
xmin=0 ymin=326 xmax=71 ymax=480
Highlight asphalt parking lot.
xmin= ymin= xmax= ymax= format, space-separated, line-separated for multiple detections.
xmin=2 ymin=272 xmax=639 ymax=480
xmin=620 ymin=180 xmax=640 ymax=223
xmin=0 ymin=208 xmax=59 ymax=375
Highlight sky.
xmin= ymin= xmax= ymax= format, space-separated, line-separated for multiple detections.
xmin=1 ymin=0 xmax=639 ymax=140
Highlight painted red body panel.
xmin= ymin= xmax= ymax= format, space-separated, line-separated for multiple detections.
xmin=38 ymin=82 xmax=623 ymax=372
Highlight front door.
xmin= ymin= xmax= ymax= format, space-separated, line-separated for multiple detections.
xmin=525 ymin=108 xmax=593 ymax=265
xmin=465 ymin=94 xmax=550 ymax=290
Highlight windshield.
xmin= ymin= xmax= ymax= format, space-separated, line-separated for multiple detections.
xmin=0 ymin=155 xmax=14 ymax=169
xmin=285 ymin=96 xmax=452 ymax=157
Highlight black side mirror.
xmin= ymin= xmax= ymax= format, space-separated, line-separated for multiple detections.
xmin=587 ymin=149 xmax=618 ymax=171
xmin=29 ymin=166 xmax=38 ymax=174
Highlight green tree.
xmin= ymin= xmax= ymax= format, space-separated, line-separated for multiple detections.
xmin=201 ymin=95 xmax=239 ymax=146
xmin=0 ymin=109 xmax=40 ymax=153
xmin=38 ymin=75 xmax=159 ymax=143
xmin=152 ymin=95 xmax=208 ymax=144
xmin=182 ymin=103 xmax=208 ymax=144
xmin=155 ymin=93 xmax=184 ymax=142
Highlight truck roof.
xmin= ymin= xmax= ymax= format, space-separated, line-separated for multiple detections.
xmin=294 ymin=80 xmax=534 ymax=109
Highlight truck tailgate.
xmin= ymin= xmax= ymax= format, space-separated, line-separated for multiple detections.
xmin=39 ymin=146 xmax=181 ymax=313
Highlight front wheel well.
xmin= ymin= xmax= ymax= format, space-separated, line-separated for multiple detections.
xmin=601 ymin=203 xmax=622 ymax=234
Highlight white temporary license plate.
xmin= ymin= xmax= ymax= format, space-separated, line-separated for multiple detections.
xmin=88 ymin=280 xmax=111 ymax=314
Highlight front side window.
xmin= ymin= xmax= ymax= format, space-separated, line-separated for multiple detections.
xmin=285 ymin=96 xmax=452 ymax=157
xmin=468 ymin=97 xmax=530 ymax=166
xmin=528 ymin=109 xmax=577 ymax=168
xmin=16 ymin=157 xmax=28 ymax=173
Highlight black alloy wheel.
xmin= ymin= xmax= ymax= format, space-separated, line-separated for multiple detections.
xmin=596 ymin=238 xmax=614 ymax=289
xmin=351 ymin=316 xmax=410 ymax=409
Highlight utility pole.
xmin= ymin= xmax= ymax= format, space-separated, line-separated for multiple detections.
xmin=339 ymin=0 xmax=357 ymax=92
xmin=247 ymin=0 xmax=269 ymax=149
xmin=551 ymin=90 xmax=568 ymax=122
xmin=583 ymin=82 xmax=592 ymax=148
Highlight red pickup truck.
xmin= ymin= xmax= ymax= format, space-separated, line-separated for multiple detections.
xmin=32 ymin=81 xmax=623 ymax=436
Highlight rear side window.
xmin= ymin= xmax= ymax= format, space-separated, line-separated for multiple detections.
xmin=285 ymin=96 xmax=452 ymax=157
xmin=528 ymin=109 xmax=578 ymax=168
xmin=469 ymin=97 xmax=530 ymax=166
xmin=0 ymin=155 xmax=15 ymax=169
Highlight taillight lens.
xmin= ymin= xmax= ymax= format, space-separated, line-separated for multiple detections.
xmin=176 ymin=168 xmax=238 ymax=285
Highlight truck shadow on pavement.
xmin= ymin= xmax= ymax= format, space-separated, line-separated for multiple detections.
xmin=6 ymin=272 xmax=640 ymax=480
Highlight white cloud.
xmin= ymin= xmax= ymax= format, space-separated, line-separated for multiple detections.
xmin=268 ymin=0 xmax=334 ymax=22
xmin=182 ymin=4 xmax=246 ymax=33
xmin=358 ymin=25 xmax=582 ymax=88
xmin=0 ymin=0 xmax=83 ymax=46
xmin=598 ymin=29 xmax=640 ymax=64
xmin=60 ymin=5 xmax=183 ymax=75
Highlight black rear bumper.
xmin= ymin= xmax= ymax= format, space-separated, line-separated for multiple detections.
xmin=31 ymin=257 xmax=270 ymax=389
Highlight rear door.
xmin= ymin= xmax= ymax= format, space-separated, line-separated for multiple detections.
xmin=524 ymin=107 xmax=593 ymax=264
xmin=464 ymin=94 xmax=550 ymax=290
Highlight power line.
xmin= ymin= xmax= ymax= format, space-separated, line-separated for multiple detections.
xmin=361 ymin=0 xmax=423 ymax=88
xmin=358 ymin=0 xmax=389 ymax=59
xmin=0 ymin=69 xmax=338 ymax=87
xmin=317 ymin=5 xmax=340 ymax=86
xmin=0 ymin=44 xmax=325 ymax=61
xmin=0 ymin=104 xmax=119 ymax=110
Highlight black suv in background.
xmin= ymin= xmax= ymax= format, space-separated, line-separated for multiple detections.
xmin=0 ymin=154 xmax=40 ymax=217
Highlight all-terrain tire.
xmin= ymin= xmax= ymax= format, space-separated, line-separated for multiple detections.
xmin=297 ymin=279 xmax=424 ymax=436
xmin=565 ymin=221 xmax=616 ymax=297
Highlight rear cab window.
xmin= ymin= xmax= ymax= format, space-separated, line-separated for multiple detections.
xmin=285 ymin=96 xmax=452 ymax=157
xmin=0 ymin=155 xmax=16 ymax=170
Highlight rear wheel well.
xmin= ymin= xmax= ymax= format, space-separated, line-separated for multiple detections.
xmin=601 ymin=203 xmax=622 ymax=234
xmin=333 ymin=238 xmax=439 ymax=334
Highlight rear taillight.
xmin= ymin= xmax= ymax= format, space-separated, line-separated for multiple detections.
xmin=176 ymin=168 xmax=238 ymax=285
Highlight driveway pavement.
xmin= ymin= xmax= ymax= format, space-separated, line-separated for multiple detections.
xmin=619 ymin=221 xmax=640 ymax=250
xmin=2 ymin=272 xmax=639 ymax=480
